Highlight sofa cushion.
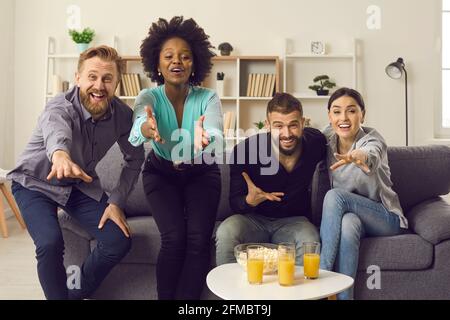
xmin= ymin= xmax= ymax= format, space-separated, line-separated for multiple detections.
xmin=216 ymin=163 xmax=233 ymax=221
xmin=358 ymin=233 xmax=434 ymax=271
xmin=310 ymin=160 xmax=331 ymax=227
xmin=408 ymin=197 xmax=450 ymax=245
xmin=60 ymin=211 xmax=161 ymax=265
xmin=387 ymin=145 xmax=450 ymax=213
xmin=96 ymin=143 xmax=152 ymax=217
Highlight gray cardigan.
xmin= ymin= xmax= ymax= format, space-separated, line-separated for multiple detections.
xmin=324 ymin=126 xmax=408 ymax=229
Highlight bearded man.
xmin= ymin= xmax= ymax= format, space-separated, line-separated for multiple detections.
xmin=216 ymin=93 xmax=326 ymax=265
xmin=8 ymin=46 xmax=144 ymax=300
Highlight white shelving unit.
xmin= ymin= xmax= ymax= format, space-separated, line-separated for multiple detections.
xmin=44 ymin=38 xmax=280 ymax=150
xmin=204 ymin=55 xmax=280 ymax=149
xmin=283 ymin=38 xmax=357 ymax=99
xmin=282 ymin=38 xmax=357 ymax=129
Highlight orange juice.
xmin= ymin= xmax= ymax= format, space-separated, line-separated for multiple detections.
xmin=303 ymin=253 xmax=320 ymax=279
xmin=278 ymin=257 xmax=295 ymax=286
xmin=247 ymin=259 xmax=264 ymax=284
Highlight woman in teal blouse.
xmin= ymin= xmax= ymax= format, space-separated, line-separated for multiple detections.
xmin=129 ymin=16 xmax=223 ymax=299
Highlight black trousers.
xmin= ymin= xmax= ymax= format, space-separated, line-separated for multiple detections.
xmin=142 ymin=151 xmax=221 ymax=300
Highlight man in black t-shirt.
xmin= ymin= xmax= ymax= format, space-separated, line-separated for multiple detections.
xmin=216 ymin=93 xmax=326 ymax=265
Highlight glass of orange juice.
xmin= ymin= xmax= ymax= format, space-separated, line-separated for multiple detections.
xmin=247 ymin=245 xmax=264 ymax=284
xmin=303 ymin=242 xmax=320 ymax=279
xmin=277 ymin=243 xmax=296 ymax=286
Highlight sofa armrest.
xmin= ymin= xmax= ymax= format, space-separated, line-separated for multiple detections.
xmin=407 ymin=197 xmax=450 ymax=245
xmin=310 ymin=160 xmax=331 ymax=227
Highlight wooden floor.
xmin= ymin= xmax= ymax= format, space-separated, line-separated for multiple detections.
xmin=1 ymin=195 xmax=449 ymax=300
xmin=0 ymin=217 xmax=44 ymax=300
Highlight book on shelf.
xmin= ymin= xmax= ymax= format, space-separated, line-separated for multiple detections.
xmin=246 ymin=74 xmax=253 ymax=97
xmin=262 ymin=74 xmax=268 ymax=97
xmin=229 ymin=111 xmax=236 ymax=131
xmin=223 ymin=111 xmax=236 ymax=137
xmin=245 ymin=73 xmax=276 ymax=97
xmin=122 ymin=74 xmax=131 ymax=96
xmin=120 ymin=73 xmax=143 ymax=97
xmin=260 ymin=74 xmax=267 ymax=97
xmin=266 ymin=74 xmax=275 ymax=97
xmin=115 ymin=81 xmax=122 ymax=96
xmin=130 ymin=73 xmax=138 ymax=96
xmin=134 ymin=74 xmax=142 ymax=95
xmin=249 ymin=73 xmax=256 ymax=97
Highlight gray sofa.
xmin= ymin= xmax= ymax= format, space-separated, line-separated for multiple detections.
xmin=58 ymin=144 xmax=450 ymax=300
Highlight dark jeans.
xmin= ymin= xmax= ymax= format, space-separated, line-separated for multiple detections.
xmin=143 ymin=151 xmax=221 ymax=300
xmin=11 ymin=181 xmax=131 ymax=300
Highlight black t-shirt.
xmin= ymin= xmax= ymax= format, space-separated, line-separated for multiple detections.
xmin=229 ymin=128 xmax=327 ymax=219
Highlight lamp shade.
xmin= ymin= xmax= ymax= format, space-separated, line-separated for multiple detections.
xmin=386 ymin=58 xmax=405 ymax=79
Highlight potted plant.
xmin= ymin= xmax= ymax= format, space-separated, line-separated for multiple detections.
xmin=253 ymin=120 xmax=267 ymax=133
xmin=308 ymin=75 xmax=336 ymax=96
xmin=304 ymin=117 xmax=311 ymax=127
xmin=69 ymin=28 xmax=95 ymax=53
xmin=218 ymin=42 xmax=233 ymax=56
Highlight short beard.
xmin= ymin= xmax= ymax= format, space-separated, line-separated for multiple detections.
xmin=79 ymin=89 xmax=111 ymax=119
xmin=277 ymin=136 xmax=301 ymax=156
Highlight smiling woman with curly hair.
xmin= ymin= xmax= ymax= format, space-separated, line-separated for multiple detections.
xmin=128 ymin=16 xmax=224 ymax=300
xmin=140 ymin=16 xmax=215 ymax=86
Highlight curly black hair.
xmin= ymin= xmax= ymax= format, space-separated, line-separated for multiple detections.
xmin=140 ymin=16 xmax=216 ymax=86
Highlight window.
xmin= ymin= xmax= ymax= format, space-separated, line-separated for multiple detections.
xmin=442 ymin=0 xmax=450 ymax=129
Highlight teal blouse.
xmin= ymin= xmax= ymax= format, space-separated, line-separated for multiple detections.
xmin=128 ymin=85 xmax=224 ymax=162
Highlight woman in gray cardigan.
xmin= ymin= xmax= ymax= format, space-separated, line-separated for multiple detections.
xmin=319 ymin=87 xmax=408 ymax=300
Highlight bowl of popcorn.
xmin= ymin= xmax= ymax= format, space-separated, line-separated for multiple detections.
xmin=234 ymin=243 xmax=278 ymax=274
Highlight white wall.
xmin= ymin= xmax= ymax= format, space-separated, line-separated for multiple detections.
xmin=12 ymin=0 xmax=442 ymax=160
xmin=0 ymin=0 xmax=15 ymax=168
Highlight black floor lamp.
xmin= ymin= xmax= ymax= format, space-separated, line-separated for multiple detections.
xmin=385 ymin=57 xmax=408 ymax=146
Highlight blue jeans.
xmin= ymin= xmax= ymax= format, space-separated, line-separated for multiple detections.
xmin=319 ymin=188 xmax=401 ymax=300
xmin=216 ymin=214 xmax=319 ymax=266
xmin=11 ymin=181 xmax=131 ymax=300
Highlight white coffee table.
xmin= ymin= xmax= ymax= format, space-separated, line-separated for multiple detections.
xmin=206 ymin=263 xmax=354 ymax=300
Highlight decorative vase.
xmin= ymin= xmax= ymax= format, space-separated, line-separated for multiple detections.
xmin=316 ymin=89 xmax=329 ymax=96
xmin=216 ymin=80 xmax=224 ymax=97
xmin=77 ymin=43 xmax=89 ymax=53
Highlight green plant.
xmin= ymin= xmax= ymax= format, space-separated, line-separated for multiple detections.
xmin=68 ymin=28 xmax=95 ymax=44
xmin=253 ymin=120 xmax=265 ymax=130
xmin=308 ymin=75 xmax=336 ymax=92
xmin=217 ymin=72 xmax=225 ymax=80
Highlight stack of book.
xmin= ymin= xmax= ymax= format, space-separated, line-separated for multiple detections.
xmin=116 ymin=73 xmax=142 ymax=97
xmin=223 ymin=111 xmax=236 ymax=137
xmin=246 ymin=73 xmax=276 ymax=97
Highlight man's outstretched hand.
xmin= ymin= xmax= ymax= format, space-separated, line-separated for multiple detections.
xmin=47 ymin=150 xmax=93 ymax=183
xmin=242 ymin=172 xmax=284 ymax=207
